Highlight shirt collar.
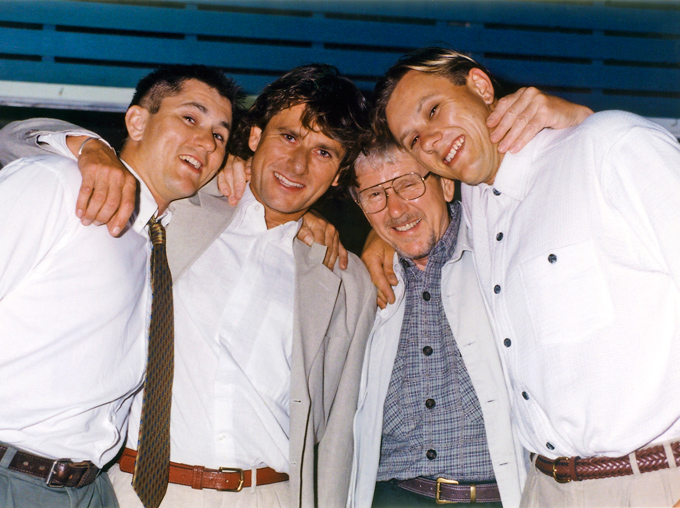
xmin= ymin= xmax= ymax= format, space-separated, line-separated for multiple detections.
xmin=481 ymin=136 xmax=542 ymax=201
xmin=121 ymin=159 xmax=168 ymax=234
xmin=232 ymin=184 xmax=301 ymax=240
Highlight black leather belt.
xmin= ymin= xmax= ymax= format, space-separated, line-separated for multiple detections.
xmin=396 ymin=477 xmax=501 ymax=504
xmin=0 ymin=445 xmax=100 ymax=488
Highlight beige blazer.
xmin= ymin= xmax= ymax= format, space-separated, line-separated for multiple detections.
xmin=0 ymin=119 xmax=377 ymax=508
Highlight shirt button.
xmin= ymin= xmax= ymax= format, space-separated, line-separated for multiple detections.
xmin=496 ymin=232 xmax=503 ymax=241
xmin=425 ymin=398 xmax=436 ymax=409
xmin=494 ymin=285 xmax=501 ymax=294
xmin=422 ymin=346 xmax=433 ymax=356
xmin=426 ymin=449 xmax=437 ymax=460
xmin=522 ymin=391 xmax=530 ymax=400
xmin=548 ymin=254 xmax=557 ymax=263
xmin=504 ymin=338 xmax=512 ymax=347
xmin=423 ymin=291 xmax=431 ymax=301
xmin=546 ymin=442 xmax=555 ymax=451
xmin=218 ymin=434 xmax=226 ymax=442
xmin=493 ymin=188 xmax=501 ymax=196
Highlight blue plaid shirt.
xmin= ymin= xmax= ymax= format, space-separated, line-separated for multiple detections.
xmin=376 ymin=202 xmax=495 ymax=482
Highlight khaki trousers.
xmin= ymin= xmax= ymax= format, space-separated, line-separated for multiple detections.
xmin=108 ymin=463 xmax=290 ymax=508
xmin=520 ymin=453 xmax=680 ymax=508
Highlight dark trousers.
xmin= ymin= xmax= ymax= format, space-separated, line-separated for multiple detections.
xmin=372 ymin=480 xmax=504 ymax=508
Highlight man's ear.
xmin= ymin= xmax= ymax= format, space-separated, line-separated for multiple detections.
xmin=125 ymin=106 xmax=148 ymax=142
xmin=330 ymin=171 xmax=341 ymax=187
xmin=440 ymin=177 xmax=456 ymax=202
xmin=248 ymin=125 xmax=263 ymax=153
xmin=468 ymin=68 xmax=495 ymax=106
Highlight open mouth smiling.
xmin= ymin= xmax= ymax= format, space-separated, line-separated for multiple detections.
xmin=274 ymin=172 xmax=304 ymax=189
xmin=443 ymin=135 xmax=465 ymax=164
xmin=394 ymin=218 xmax=421 ymax=232
xmin=179 ymin=154 xmax=203 ymax=171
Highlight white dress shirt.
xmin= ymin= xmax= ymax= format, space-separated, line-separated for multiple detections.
xmin=129 ymin=185 xmax=299 ymax=472
xmin=0 ymin=152 xmax=158 ymax=467
xmin=462 ymin=111 xmax=680 ymax=459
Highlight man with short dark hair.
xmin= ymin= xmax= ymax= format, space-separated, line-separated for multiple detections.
xmin=0 ymin=64 xmax=376 ymax=508
xmin=0 ymin=64 xmax=236 ymax=508
xmin=345 ymin=141 xmax=523 ymax=508
xmin=370 ymin=46 xmax=680 ymax=507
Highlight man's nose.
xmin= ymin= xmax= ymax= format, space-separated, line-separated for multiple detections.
xmin=288 ymin=147 xmax=307 ymax=174
xmin=385 ymin=187 xmax=409 ymax=217
xmin=420 ymin=129 xmax=441 ymax=154
xmin=195 ymin=127 xmax=216 ymax=151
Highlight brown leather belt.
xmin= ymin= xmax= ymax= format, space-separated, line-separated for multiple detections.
xmin=396 ymin=477 xmax=501 ymax=504
xmin=119 ymin=448 xmax=289 ymax=491
xmin=534 ymin=440 xmax=680 ymax=483
xmin=0 ymin=445 xmax=100 ymax=488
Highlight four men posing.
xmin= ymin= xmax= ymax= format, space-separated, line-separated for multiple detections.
xmin=2 ymin=45 xmax=679 ymax=508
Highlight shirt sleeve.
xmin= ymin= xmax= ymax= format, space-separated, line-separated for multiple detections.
xmin=602 ymin=119 xmax=680 ymax=290
xmin=0 ymin=157 xmax=78 ymax=299
xmin=0 ymin=118 xmax=104 ymax=166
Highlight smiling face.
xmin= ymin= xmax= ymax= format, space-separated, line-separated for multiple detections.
xmin=356 ymin=149 xmax=455 ymax=270
xmin=123 ymin=78 xmax=233 ymax=212
xmin=385 ymin=69 xmax=502 ymax=186
xmin=247 ymin=103 xmax=346 ymax=228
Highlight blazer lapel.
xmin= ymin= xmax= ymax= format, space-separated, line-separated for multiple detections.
xmin=166 ymin=181 xmax=235 ymax=280
xmin=292 ymin=241 xmax=341 ymax=368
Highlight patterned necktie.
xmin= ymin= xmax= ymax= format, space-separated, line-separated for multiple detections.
xmin=133 ymin=216 xmax=174 ymax=508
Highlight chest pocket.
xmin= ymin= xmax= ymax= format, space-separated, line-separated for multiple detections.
xmin=518 ymin=241 xmax=614 ymax=343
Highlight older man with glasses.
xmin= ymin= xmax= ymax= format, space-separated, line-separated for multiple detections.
xmin=344 ymin=139 xmax=523 ymax=508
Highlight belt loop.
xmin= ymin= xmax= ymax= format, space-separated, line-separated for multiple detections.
xmin=251 ymin=467 xmax=257 ymax=492
xmin=663 ymin=442 xmax=678 ymax=469
xmin=0 ymin=445 xmax=15 ymax=468
xmin=191 ymin=466 xmax=204 ymax=489
xmin=628 ymin=452 xmax=641 ymax=475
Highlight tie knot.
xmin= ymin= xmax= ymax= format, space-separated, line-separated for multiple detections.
xmin=147 ymin=217 xmax=166 ymax=246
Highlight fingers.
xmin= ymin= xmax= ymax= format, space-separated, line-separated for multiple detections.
xmin=217 ymin=169 xmax=232 ymax=199
xmin=488 ymin=87 xmax=544 ymax=153
xmin=322 ymin=236 xmax=339 ymax=270
xmin=489 ymin=87 xmax=593 ymax=154
xmin=75 ymin=139 xmax=136 ymax=236
xmin=376 ymin=289 xmax=388 ymax=310
xmin=108 ymin=175 xmax=138 ymax=236
xmin=362 ymin=251 xmax=396 ymax=306
xmin=361 ymin=229 xmax=397 ymax=305
xmin=299 ymin=210 xmax=346 ymax=270
xmin=220 ymin=155 xmax=251 ymax=206
xmin=338 ymin=242 xmax=348 ymax=271
xmin=297 ymin=224 xmax=315 ymax=247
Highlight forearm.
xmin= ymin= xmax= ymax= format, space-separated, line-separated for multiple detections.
xmin=0 ymin=118 xmax=101 ymax=166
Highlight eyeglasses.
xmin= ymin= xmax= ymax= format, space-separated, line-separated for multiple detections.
xmin=355 ymin=172 xmax=432 ymax=214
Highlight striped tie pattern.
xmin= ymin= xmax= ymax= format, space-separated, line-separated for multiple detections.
xmin=133 ymin=217 xmax=174 ymax=508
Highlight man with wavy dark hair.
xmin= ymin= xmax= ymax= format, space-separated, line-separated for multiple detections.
xmin=0 ymin=63 xmax=376 ymax=508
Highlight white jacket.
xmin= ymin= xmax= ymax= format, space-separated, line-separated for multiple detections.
xmin=347 ymin=218 xmax=526 ymax=508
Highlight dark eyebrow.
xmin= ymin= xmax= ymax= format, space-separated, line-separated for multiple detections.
xmin=182 ymin=101 xmax=231 ymax=131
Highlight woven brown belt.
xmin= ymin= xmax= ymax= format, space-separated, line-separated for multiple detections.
xmin=0 ymin=445 xmax=100 ymax=488
xmin=396 ymin=477 xmax=501 ymax=504
xmin=534 ymin=440 xmax=680 ymax=483
xmin=119 ymin=448 xmax=289 ymax=491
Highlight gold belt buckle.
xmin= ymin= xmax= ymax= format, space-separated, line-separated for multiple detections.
xmin=218 ymin=467 xmax=245 ymax=492
xmin=435 ymin=477 xmax=459 ymax=504
xmin=552 ymin=457 xmax=571 ymax=484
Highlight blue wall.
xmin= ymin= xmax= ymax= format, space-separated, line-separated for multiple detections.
xmin=0 ymin=0 xmax=678 ymax=117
